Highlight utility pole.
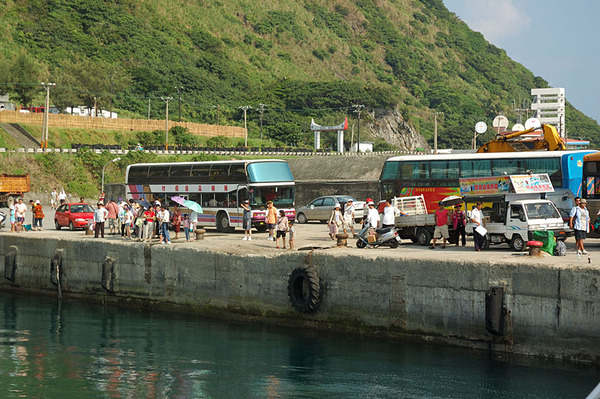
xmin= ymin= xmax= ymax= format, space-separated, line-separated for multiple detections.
xmin=434 ymin=111 xmax=443 ymax=154
xmin=176 ymin=86 xmax=183 ymax=122
xmin=41 ymin=82 xmax=55 ymax=149
xmin=147 ymin=98 xmax=151 ymax=120
xmin=240 ymin=106 xmax=251 ymax=147
xmin=216 ymin=105 xmax=220 ymax=125
xmin=259 ymin=103 xmax=265 ymax=140
xmin=93 ymin=96 xmax=97 ymax=117
xmin=161 ymin=96 xmax=173 ymax=150
xmin=352 ymin=104 xmax=364 ymax=152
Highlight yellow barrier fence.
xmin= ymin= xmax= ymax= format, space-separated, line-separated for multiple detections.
xmin=0 ymin=111 xmax=245 ymax=138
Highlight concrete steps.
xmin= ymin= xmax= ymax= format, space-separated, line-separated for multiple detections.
xmin=0 ymin=123 xmax=40 ymax=148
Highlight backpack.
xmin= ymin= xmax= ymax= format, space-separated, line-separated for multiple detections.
xmin=554 ymin=240 xmax=567 ymax=256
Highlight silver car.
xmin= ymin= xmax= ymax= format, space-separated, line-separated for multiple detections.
xmin=295 ymin=196 xmax=365 ymax=224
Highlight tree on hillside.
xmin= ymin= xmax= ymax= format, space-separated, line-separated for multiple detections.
xmin=10 ymin=51 xmax=48 ymax=107
xmin=54 ymin=57 xmax=131 ymax=115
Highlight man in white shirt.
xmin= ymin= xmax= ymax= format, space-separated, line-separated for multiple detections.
xmin=382 ymin=199 xmax=396 ymax=228
xmin=93 ymin=203 xmax=109 ymax=238
xmin=366 ymin=202 xmax=379 ymax=229
xmin=470 ymin=201 xmax=486 ymax=252
xmin=160 ymin=206 xmax=171 ymax=244
xmin=14 ymin=198 xmax=28 ymax=232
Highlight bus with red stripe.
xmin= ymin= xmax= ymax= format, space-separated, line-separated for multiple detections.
xmin=125 ymin=159 xmax=295 ymax=232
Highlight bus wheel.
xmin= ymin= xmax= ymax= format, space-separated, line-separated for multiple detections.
xmin=255 ymin=224 xmax=267 ymax=232
xmin=217 ymin=212 xmax=233 ymax=233
xmin=510 ymin=235 xmax=525 ymax=251
xmin=416 ymin=228 xmax=432 ymax=246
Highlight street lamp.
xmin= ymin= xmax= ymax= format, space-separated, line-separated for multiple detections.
xmin=41 ymin=82 xmax=56 ymax=149
xmin=101 ymin=157 xmax=121 ymax=194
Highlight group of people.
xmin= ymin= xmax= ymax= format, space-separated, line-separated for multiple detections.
xmin=49 ymin=188 xmax=67 ymax=210
xmin=93 ymin=198 xmax=197 ymax=243
xmin=245 ymin=200 xmax=295 ymax=249
xmin=6 ymin=198 xmax=45 ymax=232
xmin=429 ymin=200 xmax=480 ymax=251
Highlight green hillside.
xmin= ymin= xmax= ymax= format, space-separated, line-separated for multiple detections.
xmin=0 ymin=0 xmax=598 ymax=148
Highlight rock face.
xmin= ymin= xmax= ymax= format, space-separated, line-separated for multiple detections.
xmin=367 ymin=107 xmax=430 ymax=151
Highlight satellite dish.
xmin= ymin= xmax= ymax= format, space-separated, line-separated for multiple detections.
xmin=512 ymin=123 xmax=525 ymax=131
xmin=524 ymin=117 xmax=541 ymax=130
xmin=492 ymin=115 xmax=509 ymax=129
xmin=475 ymin=121 xmax=487 ymax=134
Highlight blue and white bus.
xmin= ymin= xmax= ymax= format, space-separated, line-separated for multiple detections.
xmin=380 ymin=150 xmax=596 ymax=218
xmin=125 ymin=159 xmax=295 ymax=232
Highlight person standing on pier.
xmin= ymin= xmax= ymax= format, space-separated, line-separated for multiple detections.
xmin=159 ymin=205 xmax=171 ymax=244
xmin=33 ymin=200 xmax=44 ymax=231
xmin=14 ymin=198 xmax=27 ymax=232
xmin=241 ymin=200 xmax=252 ymax=241
xmin=470 ymin=202 xmax=486 ymax=252
xmin=452 ymin=204 xmax=467 ymax=246
xmin=93 ymin=203 xmax=108 ymax=238
xmin=570 ymin=198 xmax=590 ymax=255
xmin=105 ymin=199 xmax=119 ymax=235
xmin=276 ymin=210 xmax=288 ymax=249
xmin=266 ymin=201 xmax=278 ymax=241
xmin=343 ymin=199 xmax=356 ymax=237
xmin=430 ymin=201 xmax=449 ymax=249
xmin=171 ymin=205 xmax=182 ymax=240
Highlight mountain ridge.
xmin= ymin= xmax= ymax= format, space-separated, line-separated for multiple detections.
xmin=0 ymin=0 xmax=597 ymax=149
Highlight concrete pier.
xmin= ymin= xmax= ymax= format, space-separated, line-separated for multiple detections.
xmin=1 ymin=233 xmax=599 ymax=365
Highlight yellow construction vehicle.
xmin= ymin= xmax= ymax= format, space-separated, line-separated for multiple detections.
xmin=477 ymin=124 xmax=566 ymax=153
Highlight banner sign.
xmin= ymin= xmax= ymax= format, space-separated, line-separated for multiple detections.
xmin=460 ymin=176 xmax=511 ymax=195
xmin=460 ymin=174 xmax=554 ymax=195
xmin=509 ymin=174 xmax=554 ymax=193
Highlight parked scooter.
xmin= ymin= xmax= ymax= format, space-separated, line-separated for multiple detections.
xmin=0 ymin=211 xmax=6 ymax=230
xmin=356 ymin=224 xmax=401 ymax=248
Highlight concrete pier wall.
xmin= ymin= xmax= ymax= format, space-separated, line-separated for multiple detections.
xmin=1 ymin=235 xmax=599 ymax=364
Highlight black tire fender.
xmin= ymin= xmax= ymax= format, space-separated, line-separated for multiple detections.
xmin=288 ymin=266 xmax=321 ymax=313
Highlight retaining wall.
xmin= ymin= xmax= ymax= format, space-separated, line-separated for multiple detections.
xmin=1 ymin=234 xmax=599 ymax=364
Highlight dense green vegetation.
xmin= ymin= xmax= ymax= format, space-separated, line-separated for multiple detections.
xmin=0 ymin=0 xmax=597 ymax=149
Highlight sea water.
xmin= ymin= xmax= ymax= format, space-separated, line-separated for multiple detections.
xmin=0 ymin=292 xmax=597 ymax=398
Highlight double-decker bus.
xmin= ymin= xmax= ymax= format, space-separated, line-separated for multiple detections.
xmin=125 ymin=159 xmax=295 ymax=232
xmin=380 ymin=151 xmax=596 ymax=218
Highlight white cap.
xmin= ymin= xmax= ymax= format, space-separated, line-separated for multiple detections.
xmin=334 ymin=203 xmax=340 ymax=208
xmin=35 ymin=200 xmax=40 ymax=204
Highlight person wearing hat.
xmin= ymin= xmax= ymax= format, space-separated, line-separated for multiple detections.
xmin=343 ymin=199 xmax=356 ymax=237
xmin=365 ymin=201 xmax=379 ymax=230
xmin=328 ymin=203 xmax=344 ymax=240
xmin=452 ymin=203 xmax=467 ymax=246
xmin=33 ymin=200 xmax=44 ymax=231
xmin=570 ymin=197 xmax=590 ymax=255
xmin=241 ymin=199 xmax=252 ymax=241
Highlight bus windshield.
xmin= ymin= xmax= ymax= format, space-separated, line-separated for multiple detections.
xmin=249 ymin=185 xmax=294 ymax=207
xmin=247 ymin=162 xmax=294 ymax=183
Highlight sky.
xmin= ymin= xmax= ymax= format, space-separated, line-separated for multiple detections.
xmin=442 ymin=0 xmax=600 ymax=125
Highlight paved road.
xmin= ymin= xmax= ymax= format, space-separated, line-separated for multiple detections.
xmin=1 ymin=206 xmax=597 ymax=266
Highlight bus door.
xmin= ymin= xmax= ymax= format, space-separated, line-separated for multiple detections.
xmin=583 ymin=153 xmax=600 ymax=199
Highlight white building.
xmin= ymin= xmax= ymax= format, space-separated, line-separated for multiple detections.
xmin=64 ymin=106 xmax=118 ymax=119
xmin=531 ymin=88 xmax=565 ymax=137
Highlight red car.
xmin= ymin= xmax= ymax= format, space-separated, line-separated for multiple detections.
xmin=54 ymin=203 xmax=95 ymax=230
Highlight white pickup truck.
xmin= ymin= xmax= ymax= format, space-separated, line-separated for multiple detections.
xmin=466 ymin=197 xmax=567 ymax=251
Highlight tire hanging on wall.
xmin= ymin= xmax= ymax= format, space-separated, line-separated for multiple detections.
xmin=287 ymin=265 xmax=321 ymax=313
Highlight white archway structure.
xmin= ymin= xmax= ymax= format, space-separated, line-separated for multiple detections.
xmin=310 ymin=117 xmax=348 ymax=153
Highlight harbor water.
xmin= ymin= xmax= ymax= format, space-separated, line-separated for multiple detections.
xmin=0 ymin=292 xmax=597 ymax=398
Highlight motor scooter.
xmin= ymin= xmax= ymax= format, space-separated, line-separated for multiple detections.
xmin=356 ymin=224 xmax=401 ymax=248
